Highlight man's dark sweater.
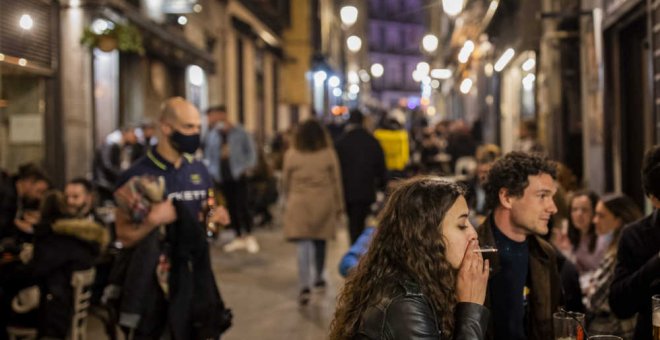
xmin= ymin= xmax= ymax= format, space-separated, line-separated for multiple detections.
xmin=610 ymin=209 xmax=660 ymax=340
xmin=489 ymin=226 xmax=529 ymax=340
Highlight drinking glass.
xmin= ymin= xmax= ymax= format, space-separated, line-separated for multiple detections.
xmin=554 ymin=311 xmax=586 ymax=340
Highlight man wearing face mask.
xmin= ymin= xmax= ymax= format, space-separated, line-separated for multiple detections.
xmin=113 ymin=97 xmax=232 ymax=339
xmin=203 ymin=106 xmax=258 ymax=253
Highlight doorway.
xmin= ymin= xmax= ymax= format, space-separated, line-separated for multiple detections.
xmin=605 ymin=5 xmax=651 ymax=207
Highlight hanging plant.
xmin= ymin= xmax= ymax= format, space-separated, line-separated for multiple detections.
xmin=81 ymin=23 xmax=145 ymax=55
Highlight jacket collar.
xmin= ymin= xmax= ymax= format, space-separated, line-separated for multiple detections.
xmin=477 ymin=213 xmax=553 ymax=274
xmin=147 ymin=148 xmax=193 ymax=171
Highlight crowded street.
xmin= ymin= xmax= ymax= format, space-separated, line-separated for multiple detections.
xmin=2 ymin=0 xmax=660 ymax=339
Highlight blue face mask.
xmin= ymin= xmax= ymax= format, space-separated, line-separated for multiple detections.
xmin=169 ymin=129 xmax=200 ymax=154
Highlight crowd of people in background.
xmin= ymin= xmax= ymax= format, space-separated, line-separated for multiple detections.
xmin=0 ymin=98 xmax=658 ymax=340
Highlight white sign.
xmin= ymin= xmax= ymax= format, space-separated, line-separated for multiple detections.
xmin=9 ymin=114 xmax=43 ymax=144
xmin=162 ymin=0 xmax=197 ymax=13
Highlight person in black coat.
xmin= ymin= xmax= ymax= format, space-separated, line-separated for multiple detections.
xmin=0 ymin=164 xmax=51 ymax=245
xmin=92 ymin=127 xmax=142 ymax=203
xmin=1 ymin=191 xmax=108 ymax=339
xmin=335 ymin=110 xmax=387 ymax=244
xmin=609 ymin=145 xmax=660 ymax=340
xmin=329 ymin=178 xmax=489 ymax=339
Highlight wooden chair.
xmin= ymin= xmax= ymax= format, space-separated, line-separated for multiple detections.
xmin=7 ymin=268 xmax=96 ymax=340
xmin=70 ymin=268 xmax=96 ymax=340
xmin=6 ymin=327 xmax=37 ymax=340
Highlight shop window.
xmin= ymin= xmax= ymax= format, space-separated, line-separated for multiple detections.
xmin=0 ymin=73 xmax=46 ymax=172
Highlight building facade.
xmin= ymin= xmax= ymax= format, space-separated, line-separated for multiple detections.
xmin=1 ymin=0 xmax=288 ymax=185
xmin=367 ymin=0 xmax=425 ymax=109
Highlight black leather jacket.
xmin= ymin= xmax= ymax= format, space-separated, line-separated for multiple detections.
xmin=356 ymin=279 xmax=489 ymax=339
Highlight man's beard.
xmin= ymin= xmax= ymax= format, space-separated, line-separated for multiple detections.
xmin=68 ymin=204 xmax=90 ymax=218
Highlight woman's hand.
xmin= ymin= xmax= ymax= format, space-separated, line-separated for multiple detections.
xmin=456 ymin=240 xmax=489 ymax=305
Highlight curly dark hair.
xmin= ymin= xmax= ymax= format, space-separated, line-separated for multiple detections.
xmin=329 ymin=176 xmax=465 ymax=339
xmin=293 ymin=119 xmax=329 ymax=152
xmin=641 ymin=145 xmax=660 ymax=199
xmin=483 ymin=152 xmax=557 ymax=210
xmin=567 ymin=190 xmax=599 ymax=252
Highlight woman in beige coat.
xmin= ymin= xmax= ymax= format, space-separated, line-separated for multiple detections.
xmin=282 ymin=119 xmax=345 ymax=305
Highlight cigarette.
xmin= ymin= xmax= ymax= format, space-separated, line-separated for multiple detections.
xmin=473 ymin=248 xmax=498 ymax=253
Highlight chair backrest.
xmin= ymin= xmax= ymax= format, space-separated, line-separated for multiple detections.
xmin=70 ymin=268 xmax=96 ymax=340
xmin=6 ymin=326 xmax=37 ymax=340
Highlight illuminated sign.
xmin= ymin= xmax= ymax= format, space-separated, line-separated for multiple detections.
xmin=162 ymin=0 xmax=198 ymax=13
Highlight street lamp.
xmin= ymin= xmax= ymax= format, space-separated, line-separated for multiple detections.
xmin=422 ymin=34 xmax=438 ymax=53
xmin=328 ymin=76 xmax=341 ymax=87
xmin=416 ymin=62 xmax=430 ymax=76
xmin=347 ymin=70 xmax=360 ymax=84
xmin=359 ymin=69 xmax=370 ymax=82
xmin=442 ymin=0 xmax=466 ymax=17
xmin=313 ymin=70 xmax=328 ymax=84
xmin=460 ymin=78 xmax=473 ymax=94
xmin=340 ymin=6 xmax=358 ymax=27
xmin=19 ymin=14 xmax=34 ymax=30
xmin=458 ymin=40 xmax=475 ymax=63
xmin=370 ymin=63 xmax=384 ymax=78
xmin=412 ymin=70 xmax=423 ymax=82
xmin=346 ymin=35 xmax=362 ymax=52
xmin=494 ymin=48 xmax=515 ymax=72
xmin=430 ymin=68 xmax=452 ymax=79
xmin=522 ymin=58 xmax=536 ymax=71
xmin=522 ymin=73 xmax=535 ymax=91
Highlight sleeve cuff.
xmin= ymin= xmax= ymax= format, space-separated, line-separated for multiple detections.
xmin=455 ymin=302 xmax=490 ymax=330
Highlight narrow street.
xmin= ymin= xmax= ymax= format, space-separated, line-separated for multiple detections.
xmin=211 ymin=226 xmax=349 ymax=339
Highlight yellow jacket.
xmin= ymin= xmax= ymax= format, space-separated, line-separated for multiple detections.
xmin=374 ymin=129 xmax=409 ymax=171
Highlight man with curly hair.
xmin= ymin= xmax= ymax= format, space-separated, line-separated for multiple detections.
xmin=609 ymin=145 xmax=660 ymax=340
xmin=478 ymin=152 xmax=561 ymax=340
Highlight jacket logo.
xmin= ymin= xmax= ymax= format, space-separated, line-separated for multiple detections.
xmin=190 ymin=173 xmax=201 ymax=185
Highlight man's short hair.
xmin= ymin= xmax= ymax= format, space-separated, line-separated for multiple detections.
xmin=17 ymin=163 xmax=51 ymax=188
xmin=67 ymin=177 xmax=93 ymax=193
xmin=484 ymin=152 xmax=557 ymax=210
xmin=641 ymin=145 xmax=660 ymax=199
xmin=348 ymin=109 xmax=364 ymax=125
xmin=206 ymin=105 xmax=226 ymax=115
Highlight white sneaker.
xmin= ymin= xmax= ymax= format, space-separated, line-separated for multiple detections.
xmin=223 ymin=238 xmax=246 ymax=252
xmin=245 ymin=235 xmax=260 ymax=254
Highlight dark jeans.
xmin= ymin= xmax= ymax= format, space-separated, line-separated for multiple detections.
xmin=218 ymin=177 xmax=252 ymax=237
xmin=347 ymin=202 xmax=372 ymax=244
